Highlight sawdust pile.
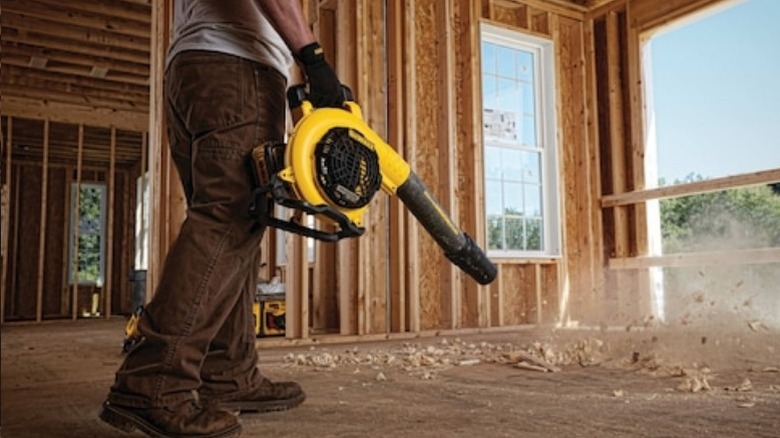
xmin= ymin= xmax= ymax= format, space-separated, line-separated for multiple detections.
xmin=283 ymin=337 xmax=609 ymax=379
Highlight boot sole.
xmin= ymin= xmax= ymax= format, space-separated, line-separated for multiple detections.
xmin=100 ymin=403 xmax=242 ymax=438
xmin=220 ymin=391 xmax=306 ymax=415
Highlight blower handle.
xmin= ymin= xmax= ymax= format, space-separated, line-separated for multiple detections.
xmin=287 ymin=84 xmax=354 ymax=110
xmin=396 ymin=173 xmax=497 ymax=285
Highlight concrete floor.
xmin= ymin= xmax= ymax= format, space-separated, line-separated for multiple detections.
xmin=2 ymin=318 xmax=779 ymax=437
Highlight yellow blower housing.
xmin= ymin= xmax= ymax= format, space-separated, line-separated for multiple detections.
xmin=280 ymin=99 xmax=411 ymax=228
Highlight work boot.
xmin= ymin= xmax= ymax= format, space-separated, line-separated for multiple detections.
xmin=206 ymin=378 xmax=306 ymax=414
xmin=99 ymin=400 xmax=241 ymax=438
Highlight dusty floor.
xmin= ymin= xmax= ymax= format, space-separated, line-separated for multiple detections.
xmin=1 ymin=318 xmax=779 ymax=438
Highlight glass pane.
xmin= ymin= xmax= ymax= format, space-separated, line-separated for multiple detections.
xmin=497 ymin=45 xmax=515 ymax=78
xmin=483 ymin=107 xmax=517 ymax=142
xmin=501 ymin=148 xmax=523 ymax=182
xmin=521 ymin=115 xmax=536 ymax=146
xmin=524 ymin=184 xmax=542 ymax=217
xmin=482 ymin=75 xmax=497 ymax=111
xmin=487 ymin=216 xmax=504 ymax=250
xmin=497 ymin=78 xmax=517 ymax=112
xmin=518 ymin=50 xmax=534 ymax=82
xmin=505 ymin=217 xmax=524 ymax=250
xmin=72 ymin=184 xmax=105 ymax=285
xmin=503 ymin=182 xmax=523 ymax=215
xmin=481 ymin=42 xmax=495 ymax=73
xmin=485 ymin=180 xmax=503 ymax=216
xmin=520 ymin=82 xmax=535 ymax=115
xmin=484 ymin=146 xmax=501 ymax=178
xmin=521 ymin=151 xmax=541 ymax=183
xmin=526 ymin=218 xmax=543 ymax=251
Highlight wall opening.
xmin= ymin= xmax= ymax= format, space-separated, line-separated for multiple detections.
xmin=642 ymin=0 xmax=780 ymax=329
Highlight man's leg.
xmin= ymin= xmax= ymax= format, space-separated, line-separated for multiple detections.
xmin=199 ymin=249 xmax=305 ymax=413
xmin=198 ymin=59 xmax=305 ymax=414
xmin=101 ymin=51 xmax=286 ymax=436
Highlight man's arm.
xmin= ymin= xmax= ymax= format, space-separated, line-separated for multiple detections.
xmin=254 ymin=0 xmax=344 ymax=107
xmin=254 ymin=0 xmax=315 ymax=54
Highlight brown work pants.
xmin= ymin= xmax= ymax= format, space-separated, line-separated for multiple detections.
xmin=108 ymin=50 xmax=287 ymax=409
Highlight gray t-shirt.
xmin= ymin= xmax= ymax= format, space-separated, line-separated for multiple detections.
xmin=166 ymin=0 xmax=293 ymax=80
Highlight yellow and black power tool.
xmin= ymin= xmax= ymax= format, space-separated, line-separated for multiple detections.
xmin=250 ymin=85 xmax=496 ymax=285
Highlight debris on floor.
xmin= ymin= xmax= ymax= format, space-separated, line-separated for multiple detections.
xmin=283 ymin=336 xmax=609 ymax=378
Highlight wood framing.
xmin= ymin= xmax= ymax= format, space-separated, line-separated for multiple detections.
xmin=3 ymin=0 xmax=777 ymax=339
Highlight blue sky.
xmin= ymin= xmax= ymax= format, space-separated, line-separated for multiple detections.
xmin=647 ymin=0 xmax=780 ymax=184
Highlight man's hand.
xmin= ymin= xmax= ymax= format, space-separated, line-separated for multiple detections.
xmin=297 ymin=43 xmax=344 ymax=108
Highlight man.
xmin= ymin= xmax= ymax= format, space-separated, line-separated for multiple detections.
xmin=100 ymin=1 xmax=344 ymax=436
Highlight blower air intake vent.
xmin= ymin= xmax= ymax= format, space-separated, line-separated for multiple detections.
xmin=315 ymin=127 xmax=382 ymax=209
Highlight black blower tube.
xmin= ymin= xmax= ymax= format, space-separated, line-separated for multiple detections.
xmin=396 ymin=172 xmax=497 ymax=285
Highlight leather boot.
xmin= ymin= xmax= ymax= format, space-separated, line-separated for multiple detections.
xmin=100 ymin=400 xmax=241 ymax=438
xmin=205 ymin=378 xmax=306 ymax=414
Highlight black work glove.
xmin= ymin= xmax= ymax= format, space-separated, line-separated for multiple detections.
xmin=296 ymin=42 xmax=345 ymax=108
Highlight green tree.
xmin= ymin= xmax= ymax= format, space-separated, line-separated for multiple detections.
xmin=660 ymin=175 xmax=780 ymax=253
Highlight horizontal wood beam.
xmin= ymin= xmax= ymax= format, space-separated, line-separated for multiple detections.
xmin=3 ymin=65 xmax=149 ymax=95
xmin=2 ymin=56 xmax=149 ymax=86
xmin=601 ymin=168 xmax=780 ymax=207
xmin=4 ymin=74 xmax=149 ymax=107
xmin=3 ymin=0 xmax=150 ymax=37
xmin=3 ymin=43 xmax=149 ymax=76
xmin=2 ymin=97 xmax=148 ymax=131
xmin=494 ymin=0 xmax=587 ymax=20
xmin=13 ymin=0 xmax=152 ymax=24
xmin=3 ymin=14 xmax=150 ymax=52
xmin=3 ymin=28 xmax=150 ymax=64
xmin=2 ymin=83 xmax=148 ymax=113
xmin=609 ymin=247 xmax=780 ymax=270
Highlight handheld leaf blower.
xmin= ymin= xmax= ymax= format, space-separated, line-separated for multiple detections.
xmin=249 ymin=86 xmax=497 ymax=285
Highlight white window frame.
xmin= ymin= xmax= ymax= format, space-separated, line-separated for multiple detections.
xmin=480 ymin=23 xmax=561 ymax=258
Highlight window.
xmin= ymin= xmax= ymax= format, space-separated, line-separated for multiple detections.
xmin=69 ymin=183 xmax=107 ymax=285
xmin=480 ymin=23 xmax=560 ymax=257
xmin=135 ymin=173 xmax=150 ymax=270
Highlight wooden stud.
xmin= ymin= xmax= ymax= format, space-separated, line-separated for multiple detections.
xmin=1 ymin=117 xmax=13 ymax=324
xmin=104 ymin=127 xmax=116 ymax=318
xmin=606 ymin=11 xmax=629 ymax=259
xmin=72 ymin=124 xmax=84 ymax=320
xmin=387 ymin=0 xmax=407 ymax=333
xmin=148 ymin=0 xmax=175 ymax=300
xmin=404 ymin=0 xmax=420 ymax=333
xmin=437 ymin=0 xmax=459 ymax=329
xmin=36 ymin=120 xmax=50 ymax=322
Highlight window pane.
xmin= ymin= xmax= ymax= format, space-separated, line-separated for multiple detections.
xmin=487 ymin=216 xmax=504 ymax=250
xmin=524 ymin=184 xmax=542 ymax=216
xmin=520 ymin=82 xmax=535 ymax=114
xmin=482 ymin=75 xmax=497 ymax=112
xmin=521 ymin=115 xmax=536 ymax=146
xmin=518 ymin=50 xmax=534 ymax=82
xmin=481 ymin=42 xmax=495 ymax=73
xmin=497 ymin=78 xmax=517 ymax=112
xmin=71 ymin=184 xmax=106 ymax=285
xmin=484 ymin=146 xmax=502 ymax=178
xmin=526 ymin=219 xmax=543 ymax=251
xmin=522 ymin=150 xmax=541 ymax=183
xmin=497 ymin=45 xmax=515 ymax=78
xmin=485 ymin=180 xmax=503 ymax=216
xmin=502 ymin=148 xmax=523 ymax=182
xmin=505 ymin=217 xmax=524 ymax=250
xmin=504 ymin=182 xmax=524 ymax=215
